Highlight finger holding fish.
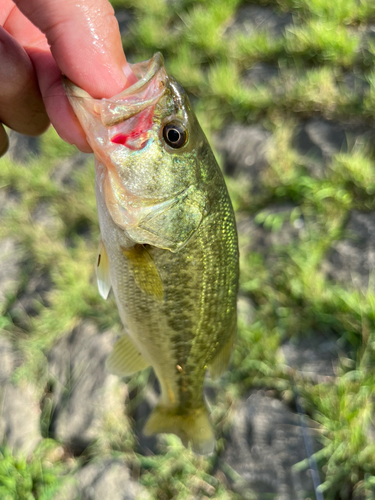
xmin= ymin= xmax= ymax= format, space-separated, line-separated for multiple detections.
xmin=0 ymin=0 xmax=137 ymax=152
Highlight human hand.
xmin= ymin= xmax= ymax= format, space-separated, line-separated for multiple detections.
xmin=0 ymin=0 xmax=136 ymax=157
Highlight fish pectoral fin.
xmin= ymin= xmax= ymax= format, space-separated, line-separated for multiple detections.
xmin=208 ymin=329 xmax=236 ymax=380
xmin=106 ymin=335 xmax=150 ymax=377
xmin=144 ymin=405 xmax=215 ymax=455
xmin=96 ymin=239 xmax=112 ymax=299
xmin=121 ymin=245 xmax=163 ymax=301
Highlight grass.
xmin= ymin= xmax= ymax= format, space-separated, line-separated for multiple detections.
xmin=0 ymin=442 xmax=67 ymax=500
xmin=1 ymin=0 xmax=375 ymax=498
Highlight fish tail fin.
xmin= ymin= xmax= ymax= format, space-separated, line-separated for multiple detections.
xmin=143 ymin=404 xmax=215 ymax=455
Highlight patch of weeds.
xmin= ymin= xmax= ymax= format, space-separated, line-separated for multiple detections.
xmin=304 ymin=334 xmax=375 ymax=499
xmin=136 ymin=439 xmax=240 ymax=500
xmin=92 ymin=383 xmax=137 ymax=455
xmin=263 ymin=118 xmax=351 ymax=223
xmin=110 ymin=0 xmax=134 ymax=9
xmin=361 ymin=68 xmax=375 ymax=116
xmin=54 ymin=163 xmax=98 ymax=244
xmin=282 ymin=66 xmax=345 ymax=115
xmin=277 ymin=0 xmax=375 ymax=24
xmin=39 ymin=127 xmax=76 ymax=163
xmin=284 ymin=20 xmax=359 ymax=66
xmin=329 ymin=147 xmax=375 ymax=210
xmin=0 ymin=315 xmax=12 ymax=330
xmin=224 ymin=176 xmax=260 ymax=213
xmin=232 ymin=314 xmax=285 ymax=390
xmin=14 ymin=242 xmax=116 ymax=382
xmin=121 ymin=0 xmax=175 ymax=61
xmin=0 ymin=156 xmax=59 ymax=209
xmin=206 ymin=61 xmax=274 ymax=123
xmin=133 ymin=16 xmax=173 ymax=52
xmin=231 ymin=31 xmax=284 ymax=66
xmin=0 ymin=441 xmax=67 ymax=500
xmin=180 ymin=0 xmax=241 ymax=56
xmin=254 ymin=204 xmax=301 ymax=231
xmin=167 ymin=44 xmax=205 ymax=90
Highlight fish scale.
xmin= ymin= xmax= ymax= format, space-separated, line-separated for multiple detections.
xmin=64 ymin=52 xmax=239 ymax=454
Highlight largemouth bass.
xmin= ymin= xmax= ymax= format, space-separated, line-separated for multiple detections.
xmin=64 ymin=53 xmax=239 ymax=454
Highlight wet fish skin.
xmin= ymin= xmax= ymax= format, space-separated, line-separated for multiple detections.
xmin=64 ymin=53 xmax=239 ymax=454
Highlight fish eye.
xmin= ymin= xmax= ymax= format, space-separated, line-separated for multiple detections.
xmin=162 ymin=122 xmax=187 ymax=149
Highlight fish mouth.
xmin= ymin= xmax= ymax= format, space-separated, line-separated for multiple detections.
xmin=63 ymin=53 xmax=168 ymax=152
xmin=63 ymin=52 xmax=167 ymax=127
xmin=99 ymin=52 xmax=167 ymax=127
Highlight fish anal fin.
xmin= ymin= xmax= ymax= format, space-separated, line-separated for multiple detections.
xmin=96 ymin=239 xmax=111 ymax=299
xmin=106 ymin=335 xmax=150 ymax=377
xmin=208 ymin=330 xmax=236 ymax=380
xmin=121 ymin=245 xmax=163 ymax=301
xmin=144 ymin=405 xmax=215 ymax=455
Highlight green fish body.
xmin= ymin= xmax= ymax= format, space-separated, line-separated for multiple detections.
xmin=64 ymin=53 xmax=239 ymax=454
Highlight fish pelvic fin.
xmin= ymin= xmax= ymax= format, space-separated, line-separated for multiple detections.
xmin=96 ymin=239 xmax=111 ymax=299
xmin=143 ymin=405 xmax=215 ymax=455
xmin=208 ymin=329 xmax=236 ymax=380
xmin=106 ymin=335 xmax=150 ymax=377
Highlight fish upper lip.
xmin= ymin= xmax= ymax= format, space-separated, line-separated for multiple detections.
xmin=117 ymin=52 xmax=165 ymax=98
xmin=99 ymin=53 xmax=167 ymax=126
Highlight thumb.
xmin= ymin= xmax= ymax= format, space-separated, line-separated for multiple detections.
xmin=13 ymin=0 xmax=136 ymax=98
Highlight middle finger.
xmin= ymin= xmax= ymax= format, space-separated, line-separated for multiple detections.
xmin=0 ymin=26 xmax=49 ymax=136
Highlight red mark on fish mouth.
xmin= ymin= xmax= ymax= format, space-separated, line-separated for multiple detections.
xmin=111 ymin=107 xmax=154 ymax=150
xmin=111 ymin=133 xmax=147 ymax=150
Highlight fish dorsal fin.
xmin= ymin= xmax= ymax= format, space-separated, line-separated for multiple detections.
xmin=96 ymin=239 xmax=111 ymax=299
xmin=106 ymin=335 xmax=150 ymax=377
xmin=208 ymin=329 xmax=236 ymax=380
xmin=121 ymin=245 xmax=163 ymax=301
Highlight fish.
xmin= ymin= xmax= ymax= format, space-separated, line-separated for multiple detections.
xmin=63 ymin=53 xmax=239 ymax=454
